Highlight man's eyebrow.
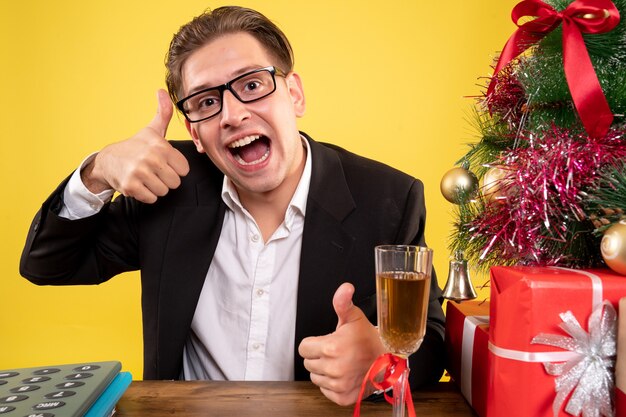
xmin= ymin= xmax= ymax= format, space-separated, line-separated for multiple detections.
xmin=184 ymin=65 xmax=270 ymax=97
xmin=186 ymin=82 xmax=219 ymax=97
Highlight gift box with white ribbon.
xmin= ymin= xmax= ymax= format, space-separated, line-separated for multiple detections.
xmin=445 ymin=300 xmax=490 ymax=417
xmin=489 ymin=266 xmax=625 ymax=417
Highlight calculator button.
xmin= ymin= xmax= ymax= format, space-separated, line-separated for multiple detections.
xmin=73 ymin=365 xmax=100 ymax=372
xmin=32 ymin=401 xmax=65 ymax=410
xmin=0 ymin=406 xmax=15 ymax=414
xmin=0 ymin=395 xmax=29 ymax=403
xmin=32 ymin=369 xmax=60 ymax=376
xmin=22 ymin=377 xmax=51 ymax=384
xmin=10 ymin=385 xmax=40 ymax=393
xmin=64 ymin=372 xmax=92 ymax=380
xmin=0 ymin=372 xmax=19 ymax=378
xmin=55 ymin=381 xmax=84 ymax=389
xmin=44 ymin=391 xmax=76 ymax=399
xmin=25 ymin=413 xmax=55 ymax=417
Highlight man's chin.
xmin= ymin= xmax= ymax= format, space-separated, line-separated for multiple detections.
xmin=231 ymin=176 xmax=282 ymax=196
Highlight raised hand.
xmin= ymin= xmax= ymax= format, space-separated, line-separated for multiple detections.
xmin=81 ymin=89 xmax=190 ymax=203
xmin=298 ymin=283 xmax=386 ymax=406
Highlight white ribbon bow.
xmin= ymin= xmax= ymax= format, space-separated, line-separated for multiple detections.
xmin=531 ymin=300 xmax=617 ymax=417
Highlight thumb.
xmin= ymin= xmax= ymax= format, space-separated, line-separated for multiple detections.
xmin=333 ymin=282 xmax=365 ymax=330
xmin=148 ymin=88 xmax=174 ymax=137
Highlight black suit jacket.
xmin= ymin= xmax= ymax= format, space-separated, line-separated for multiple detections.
xmin=20 ymin=133 xmax=445 ymax=387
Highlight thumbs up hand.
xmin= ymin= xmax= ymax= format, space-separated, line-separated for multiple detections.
xmin=298 ymin=283 xmax=386 ymax=406
xmin=81 ymin=89 xmax=190 ymax=203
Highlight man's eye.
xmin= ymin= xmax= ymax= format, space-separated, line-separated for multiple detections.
xmin=245 ymin=80 xmax=261 ymax=91
xmin=199 ymin=98 xmax=215 ymax=108
xmin=197 ymin=95 xmax=220 ymax=109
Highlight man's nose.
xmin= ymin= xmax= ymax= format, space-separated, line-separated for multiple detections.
xmin=219 ymin=89 xmax=250 ymax=128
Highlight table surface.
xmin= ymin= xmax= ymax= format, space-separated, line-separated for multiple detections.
xmin=115 ymin=381 xmax=477 ymax=417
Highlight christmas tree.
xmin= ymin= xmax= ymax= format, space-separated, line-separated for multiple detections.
xmin=443 ymin=0 xmax=626 ymax=275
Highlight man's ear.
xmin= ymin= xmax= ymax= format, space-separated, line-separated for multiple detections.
xmin=285 ymin=72 xmax=306 ymax=117
xmin=185 ymin=119 xmax=205 ymax=153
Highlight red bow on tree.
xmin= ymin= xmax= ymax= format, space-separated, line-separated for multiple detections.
xmin=487 ymin=0 xmax=620 ymax=139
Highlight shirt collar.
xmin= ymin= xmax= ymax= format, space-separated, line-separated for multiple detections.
xmin=221 ymin=134 xmax=312 ymax=217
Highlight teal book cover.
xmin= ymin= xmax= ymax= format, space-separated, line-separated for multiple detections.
xmin=84 ymin=371 xmax=132 ymax=417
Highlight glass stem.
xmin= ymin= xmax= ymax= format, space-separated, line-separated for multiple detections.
xmin=392 ymin=359 xmax=409 ymax=417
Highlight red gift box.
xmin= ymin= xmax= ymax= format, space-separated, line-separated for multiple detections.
xmin=445 ymin=300 xmax=490 ymax=417
xmin=488 ymin=266 xmax=626 ymax=417
xmin=618 ymin=389 xmax=626 ymax=417
xmin=617 ymin=297 xmax=626 ymax=417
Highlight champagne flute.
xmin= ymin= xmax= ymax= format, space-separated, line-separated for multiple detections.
xmin=375 ymin=245 xmax=433 ymax=417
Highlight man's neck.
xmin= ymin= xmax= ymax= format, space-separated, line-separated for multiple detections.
xmin=237 ymin=146 xmax=307 ymax=242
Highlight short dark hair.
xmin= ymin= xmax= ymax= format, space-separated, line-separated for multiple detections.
xmin=165 ymin=6 xmax=294 ymax=103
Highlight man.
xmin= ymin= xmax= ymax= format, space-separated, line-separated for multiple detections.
xmin=20 ymin=6 xmax=445 ymax=406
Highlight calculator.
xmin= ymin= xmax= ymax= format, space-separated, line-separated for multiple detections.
xmin=0 ymin=361 xmax=124 ymax=417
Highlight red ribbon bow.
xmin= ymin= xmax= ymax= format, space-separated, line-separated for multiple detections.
xmin=487 ymin=0 xmax=620 ymax=139
xmin=353 ymin=353 xmax=415 ymax=417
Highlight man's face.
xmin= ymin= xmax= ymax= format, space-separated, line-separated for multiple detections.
xmin=181 ymin=32 xmax=306 ymax=199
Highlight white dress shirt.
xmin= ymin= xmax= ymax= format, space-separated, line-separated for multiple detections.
xmin=59 ymin=138 xmax=312 ymax=381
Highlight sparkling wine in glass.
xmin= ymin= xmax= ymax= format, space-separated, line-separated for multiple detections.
xmin=375 ymin=245 xmax=433 ymax=417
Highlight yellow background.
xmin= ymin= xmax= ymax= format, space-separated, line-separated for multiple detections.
xmin=1 ymin=0 xmax=517 ymax=376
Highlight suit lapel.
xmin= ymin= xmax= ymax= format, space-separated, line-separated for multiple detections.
xmin=156 ymin=176 xmax=226 ymax=378
xmin=294 ymin=137 xmax=356 ymax=379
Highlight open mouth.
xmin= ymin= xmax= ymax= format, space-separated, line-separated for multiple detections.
xmin=228 ymin=135 xmax=270 ymax=166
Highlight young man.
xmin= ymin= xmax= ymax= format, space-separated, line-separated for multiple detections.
xmin=20 ymin=6 xmax=445 ymax=406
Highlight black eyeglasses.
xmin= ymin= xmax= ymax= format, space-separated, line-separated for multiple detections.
xmin=176 ymin=66 xmax=286 ymax=123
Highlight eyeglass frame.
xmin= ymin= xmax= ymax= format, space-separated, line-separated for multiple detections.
xmin=176 ymin=66 xmax=286 ymax=123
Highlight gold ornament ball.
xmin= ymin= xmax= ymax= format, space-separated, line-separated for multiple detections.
xmin=482 ymin=166 xmax=509 ymax=203
xmin=440 ymin=167 xmax=479 ymax=204
xmin=601 ymin=220 xmax=626 ymax=276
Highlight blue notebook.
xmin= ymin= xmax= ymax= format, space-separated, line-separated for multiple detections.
xmin=84 ymin=371 xmax=132 ymax=417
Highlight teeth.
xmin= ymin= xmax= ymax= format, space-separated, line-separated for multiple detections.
xmin=233 ymin=148 xmax=270 ymax=166
xmin=229 ymin=135 xmax=260 ymax=148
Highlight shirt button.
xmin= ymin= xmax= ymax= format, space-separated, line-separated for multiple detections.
xmin=256 ymin=288 xmax=265 ymax=297
xmin=252 ymin=343 xmax=261 ymax=350
xmin=251 ymin=234 xmax=260 ymax=242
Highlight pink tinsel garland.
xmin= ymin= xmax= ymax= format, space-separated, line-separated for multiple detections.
xmin=470 ymin=127 xmax=626 ymax=266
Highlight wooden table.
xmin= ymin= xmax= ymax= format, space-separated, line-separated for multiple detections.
xmin=115 ymin=381 xmax=477 ymax=416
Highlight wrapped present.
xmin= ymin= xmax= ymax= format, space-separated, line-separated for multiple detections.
xmin=445 ymin=300 xmax=490 ymax=417
xmin=617 ymin=298 xmax=626 ymax=416
xmin=489 ymin=266 xmax=626 ymax=417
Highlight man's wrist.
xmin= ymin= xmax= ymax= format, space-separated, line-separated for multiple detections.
xmin=59 ymin=153 xmax=114 ymax=220
xmin=80 ymin=153 xmax=112 ymax=194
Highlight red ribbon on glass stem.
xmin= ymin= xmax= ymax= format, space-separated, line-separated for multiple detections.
xmin=486 ymin=0 xmax=620 ymax=139
xmin=353 ymin=353 xmax=415 ymax=417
